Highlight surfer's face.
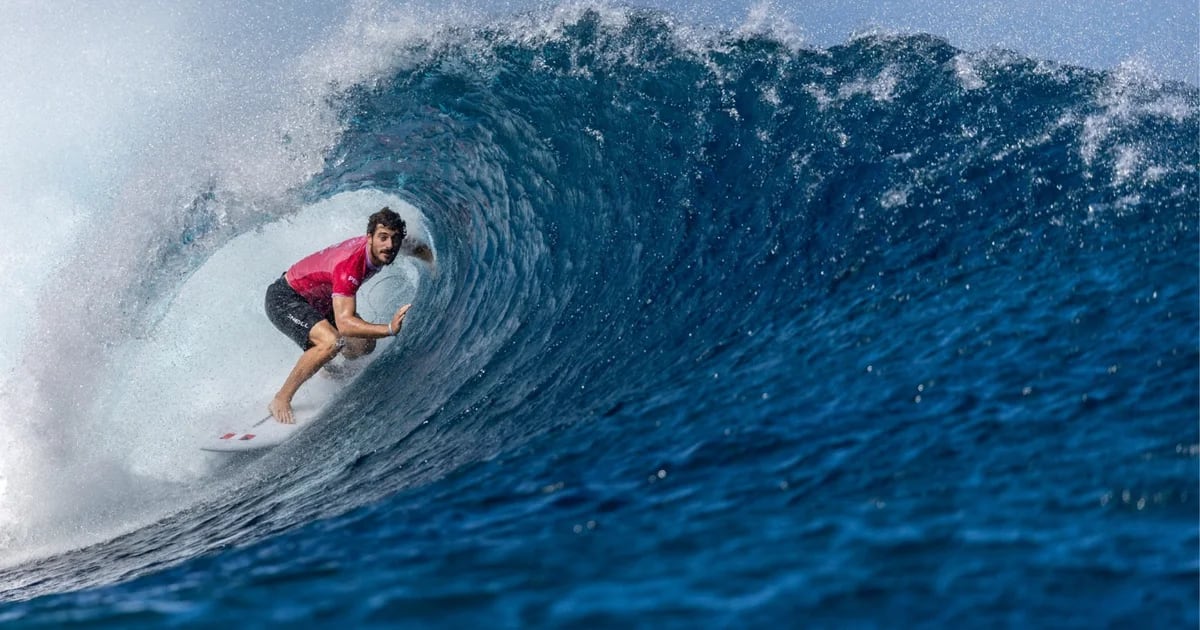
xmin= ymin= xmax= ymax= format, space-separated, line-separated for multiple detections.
xmin=368 ymin=225 xmax=403 ymax=266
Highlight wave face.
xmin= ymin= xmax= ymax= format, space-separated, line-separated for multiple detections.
xmin=2 ymin=7 xmax=1197 ymax=626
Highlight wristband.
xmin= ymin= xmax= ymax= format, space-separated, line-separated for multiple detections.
xmin=388 ymin=321 xmax=397 ymax=336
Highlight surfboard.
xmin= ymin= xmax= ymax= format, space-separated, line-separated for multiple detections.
xmin=200 ymin=361 xmax=364 ymax=453
xmin=201 ymin=414 xmax=299 ymax=452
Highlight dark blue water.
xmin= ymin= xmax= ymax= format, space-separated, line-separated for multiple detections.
xmin=1 ymin=7 xmax=1197 ymax=627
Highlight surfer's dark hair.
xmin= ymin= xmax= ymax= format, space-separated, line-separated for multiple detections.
xmin=368 ymin=207 xmax=406 ymax=240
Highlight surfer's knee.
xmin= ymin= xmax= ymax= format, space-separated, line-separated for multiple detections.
xmin=310 ymin=337 xmax=342 ymax=359
xmin=307 ymin=326 xmax=344 ymax=360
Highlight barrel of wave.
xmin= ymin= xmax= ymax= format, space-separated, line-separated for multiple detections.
xmin=100 ymin=190 xmax=435 ymax=479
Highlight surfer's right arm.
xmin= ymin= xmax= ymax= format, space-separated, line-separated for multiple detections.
xmin=332 ymin=295 xmax=410 ymax=339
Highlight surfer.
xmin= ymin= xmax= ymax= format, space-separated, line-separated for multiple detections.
xmin=264 ymin=207 xmax=431 ymax=423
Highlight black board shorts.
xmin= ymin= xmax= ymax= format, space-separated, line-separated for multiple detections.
xmin=265 ymin=275 xmax=334 ymax=350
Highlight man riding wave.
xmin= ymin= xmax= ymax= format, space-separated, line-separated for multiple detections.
xmin=263 ymin=207 xmax=430 ymax=423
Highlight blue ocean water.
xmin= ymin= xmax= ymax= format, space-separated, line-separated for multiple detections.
xmin=1 ymin=6 xmax=1197 ymax=627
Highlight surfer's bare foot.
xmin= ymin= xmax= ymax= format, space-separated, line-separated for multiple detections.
xmin=269 ymin=397 xmax=295 ymax=424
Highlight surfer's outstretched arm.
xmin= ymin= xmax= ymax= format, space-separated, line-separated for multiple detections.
xmin=332 ymin=295 xmax=411 ymax=339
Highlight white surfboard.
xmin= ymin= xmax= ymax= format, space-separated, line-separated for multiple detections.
xmin=200 ymin=361 xmax=366 ymax=453
xmin=201 ymin=414 xmax=300 ymax=452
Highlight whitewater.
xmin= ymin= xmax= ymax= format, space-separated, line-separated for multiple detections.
xmin=0 ymin=2 xmax=1196 ymax=626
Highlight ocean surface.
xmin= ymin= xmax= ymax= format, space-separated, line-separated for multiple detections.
xmin=0 ymin=4 xmax=1197 ymax=627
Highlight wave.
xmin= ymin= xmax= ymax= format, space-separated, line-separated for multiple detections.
xmin=0 ymin=4 xmax=1196 ymax=623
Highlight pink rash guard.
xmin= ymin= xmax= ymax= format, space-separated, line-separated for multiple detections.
xmin=284 ymin=235 xmax=381 ymax=316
